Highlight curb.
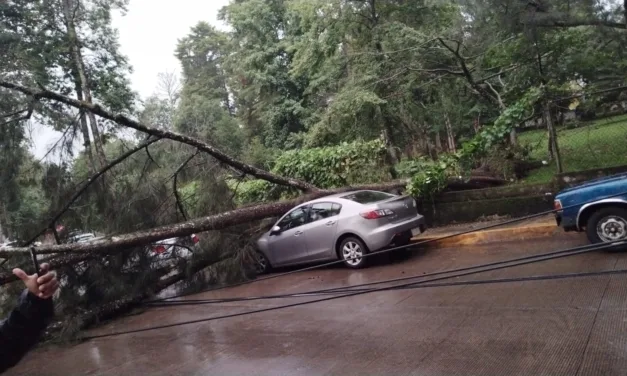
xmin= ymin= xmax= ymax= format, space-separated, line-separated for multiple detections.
xmin=412 ymin=223 xmax=562 ymax=248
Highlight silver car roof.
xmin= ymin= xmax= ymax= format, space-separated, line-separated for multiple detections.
xmin=305 ymin=189 xmax=397 ymax=204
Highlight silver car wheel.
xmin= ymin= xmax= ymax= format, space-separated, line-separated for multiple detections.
xmin=342 ymin=241 xmax=363 ymax=266
xmin=597 ymin=216 xmax=627 ymax=242
xmin=255 ymin=252 xmax=268 ymax=274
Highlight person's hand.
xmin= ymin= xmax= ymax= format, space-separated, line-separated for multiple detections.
xmin=12 ymin=263 xmax=59 ymax=299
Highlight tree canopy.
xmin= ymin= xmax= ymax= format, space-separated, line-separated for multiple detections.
xmin=0 ymin=0 xmax=626 ymax=335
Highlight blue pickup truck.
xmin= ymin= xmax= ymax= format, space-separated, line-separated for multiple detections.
xmin=554 ymin=173 xmax=627 ymax=244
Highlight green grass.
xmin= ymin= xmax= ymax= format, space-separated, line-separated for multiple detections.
xmin=518 ymin=114 xmax=627 ymax=184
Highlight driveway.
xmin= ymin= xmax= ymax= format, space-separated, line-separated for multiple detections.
xmin=8 ymin=233 xmax=627 ymax=375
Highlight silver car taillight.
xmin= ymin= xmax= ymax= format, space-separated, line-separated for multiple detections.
xmin=360 ymin=209 xmax=395 ymax=219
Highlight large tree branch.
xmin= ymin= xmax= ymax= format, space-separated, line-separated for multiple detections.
xmin=522 ymin=12 xmax=626 ymax=29
xmin=0 ymin=180 xmax=409 ymax=259
xmin=22 ymin=136 xmax=163 ymax=246
xmin=407 ymin=67 xmax=467 ymax=76
xmin=437 ymin=38 xmax=500 ymax=105
xmin=0 ymin=175 xmax=507 ymax=260
xmin=0 ymin=80 xmax=318 ymax=192
xmin=0 ymin=100 xmax=35 ymax=127
xmin=172 ymin=150 xmax=199 ymax=221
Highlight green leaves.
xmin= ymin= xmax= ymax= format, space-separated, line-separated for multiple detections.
xmin=230 ymin=139 xmax=390 ymax=204
xmin=273 ymin=139 xmax=388 ymax=188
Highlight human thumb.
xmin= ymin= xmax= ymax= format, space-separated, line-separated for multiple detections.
xmin=12 ymin=268 xmax=30 ymax=282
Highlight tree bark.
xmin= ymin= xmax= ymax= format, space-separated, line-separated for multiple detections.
xmin=543 ymin=101 xmax=563 ymax=173
xmin=509 ymin=128 xmax=518 ymax=145
xmin=444 ymin=113 xmax=456 ymax=152
xmin=62 ymin=0 xmax=107 ymax=169
xmin=380 ymin=128 xmax=398 ymax=179
xmin=435 ymin=132 xmax=442 ymax=152
xmin=523 ymin=12 xmax=626 ymax=29
xmin=0 ymin=80 xmax=318 ymax=192
xmin=72 ymin=78 xmax=97 ymax=173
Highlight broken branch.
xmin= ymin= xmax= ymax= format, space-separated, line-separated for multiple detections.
xmin=23 ymin=136 xmax=163 ymax=246
xmin=173 ymin=150 xmax=199 ymax=221
xmin=0 ymin=80 xmax=318 ymax=192
xmin=2 ymin=180 xmax=409 ymax=258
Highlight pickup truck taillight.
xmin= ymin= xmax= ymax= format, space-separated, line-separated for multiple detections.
xmin=554 ymin=200 xmax=562 ymax=211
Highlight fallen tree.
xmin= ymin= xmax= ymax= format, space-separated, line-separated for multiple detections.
xmin=0 ymin=79 xmax=505 ymax=335
xmin=0 ymin=174 xmax=507 ymax=261
xmin=0 ymin=180 xmax=409 ymax=260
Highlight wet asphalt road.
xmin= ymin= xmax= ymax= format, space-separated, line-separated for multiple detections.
xmin=8 ymin=232 xmax=627 ymax=375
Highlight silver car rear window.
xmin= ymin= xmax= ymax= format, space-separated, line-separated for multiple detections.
xmin=341 ymin=191 xmax=395 ymax=204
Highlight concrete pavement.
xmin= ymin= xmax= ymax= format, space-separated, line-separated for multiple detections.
xmin=8 ymin=232 xmax=627 ymax=375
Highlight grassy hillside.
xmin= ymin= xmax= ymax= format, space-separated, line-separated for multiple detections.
xmin=518 ymin=114 xmax=627 ymax=184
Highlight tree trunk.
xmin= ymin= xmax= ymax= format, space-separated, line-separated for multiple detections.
xmin=72 ymin=78 xmax=97 ymax=173
xmin=444 ymin=114 xmax=456 ymax=152
xmin=435 ymin=132 xmax=442 ymax=152
xmin=543 ymin=101 xmax=563 ymax=173
xmin=473 ymin=116 xmax=481 ymax=134
xmin=509 ymin=128 xmax=518 ymax=145
xmin=62 ymin=0 xmax=107 ymax=169
xmin=380 ymin=128 xmax=398 ymax=179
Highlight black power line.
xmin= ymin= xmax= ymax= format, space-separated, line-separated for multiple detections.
xmin=146 ymin=239 xmax=622 ymax=307
xmin=79 ymin=239 xmax=623 ymax=341
xmin=144 ymin=189 xmax=627 ymax=304
xmin=151 ymin=268 xmax=627 ymax=308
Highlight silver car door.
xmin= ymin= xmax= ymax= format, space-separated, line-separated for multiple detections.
xmin=266 ymin=205 xmax=311 ymax=265
xmin=303 ymin=202 xmax=342 ymax=261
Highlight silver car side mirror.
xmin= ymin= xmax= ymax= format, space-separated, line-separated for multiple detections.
xmin=271 ymin=226 xmax=281 ymax=235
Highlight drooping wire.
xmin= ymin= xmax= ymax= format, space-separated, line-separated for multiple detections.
xmin=80 ymin=239 xmax=624 ymax=341
xmin=145 ymin=239 xmax=624 ymax=306
xmin=151 ymin=268 xmax=627 ymax=307
xmin=144 ymin=189 xmax=627 ymax=304
xmin=145 ymin=239 xmax=625 ymax=307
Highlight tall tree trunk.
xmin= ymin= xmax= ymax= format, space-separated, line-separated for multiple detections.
xmin=509 ymin=128 xmax=518 ymax=145
xmin=72 ymin=78 xmax=97 ymax=174
xmin=444 ymin=113 xmax=456 ymax=152
xmin=380 ymin=126 xmax=398 ymax=180
xmin=220 ymin=68 xmax=234 ymax=116
xmin=421 ymin=124 xmax=437 ymax=161
xmin=543 ymin=101 xmax=563 ymax=173
xmin=435 ymin=132 xmax=442 ymax=152
xmin=62 ymin=0 xmax=107 ymax=169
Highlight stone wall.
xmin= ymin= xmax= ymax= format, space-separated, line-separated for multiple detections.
xmin=419 ymin=164 xmax=627 ymax=227
xmin=417 ymin=184 xmax=555 ymax=227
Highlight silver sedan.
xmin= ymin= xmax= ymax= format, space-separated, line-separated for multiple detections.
xmin=255 ymin=190 xmax=426 ymax=272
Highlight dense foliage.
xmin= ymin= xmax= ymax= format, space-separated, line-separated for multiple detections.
xmin=1 ymin=0 xmax=626 ymax=333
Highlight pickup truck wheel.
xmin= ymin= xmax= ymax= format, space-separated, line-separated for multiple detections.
xmin=586 ymin=207 xmax=627 ymax=244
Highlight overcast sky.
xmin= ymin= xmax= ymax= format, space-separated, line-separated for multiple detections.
xmin=30 ymin=0 xmax=230 ymax=160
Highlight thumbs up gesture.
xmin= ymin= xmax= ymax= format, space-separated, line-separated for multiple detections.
xmin=12 ymin=263 xmax=59 ymax=299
